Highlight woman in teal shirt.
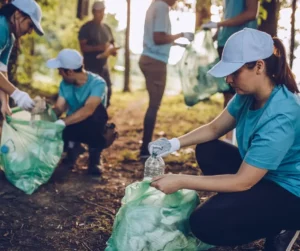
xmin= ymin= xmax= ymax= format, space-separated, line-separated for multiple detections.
xmin=0 ymin=0 xmax=44 ymax=116
xmin=149 ymin=28 xmax=300 ymax=251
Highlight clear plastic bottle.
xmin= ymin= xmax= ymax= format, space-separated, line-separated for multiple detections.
xmin=143 ymin=154 xmax=165 ymax=180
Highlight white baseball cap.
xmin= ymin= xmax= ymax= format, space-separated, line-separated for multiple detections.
xmin=46 ymin=49 xmax=83 ymax=70
xmin=208 ymin=28 xmax=274 ymax=78
xmin=11 ymin=0 xmax=44 ymax=36
xmin=92 ymin=1 xmax=105 ymax=10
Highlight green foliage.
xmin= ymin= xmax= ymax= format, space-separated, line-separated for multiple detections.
xmin=14 ymin=0 xmax=120 ymax=95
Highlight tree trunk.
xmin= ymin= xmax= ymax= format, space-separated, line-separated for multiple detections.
xmin=289 ymin=0 xmax=296 ymax=68
xmin=123 ymin=0 xmax=131 ymax=92
xmin=77 ymin=0 xmax=89 ymax=20
xmin=195 ymin=0 xmax=211 ymax=30
xmin=258 ymin=0 xmax=280 ymax=37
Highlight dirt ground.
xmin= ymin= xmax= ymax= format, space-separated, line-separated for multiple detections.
xmin=0 ymin=93 xmax=299 ymax=251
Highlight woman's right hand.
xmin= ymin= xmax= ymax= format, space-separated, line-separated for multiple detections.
xmin=148 ymin=138 xmax=180 ymax=157
xmin=10 ymin=89 xmax=35 ymax=111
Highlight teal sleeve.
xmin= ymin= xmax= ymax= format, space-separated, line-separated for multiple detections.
xmin=58 ymin=82 xmax=65 ymax=98
xmin=90 ymin=81 xmax=107 ymax=101
xmin=153 ymin=3 xmax=169 ymax=33
xmin=244 ymin=115 xmax=295 ymax=170
xmin=0 ymin=31 xmax=11 ymax=65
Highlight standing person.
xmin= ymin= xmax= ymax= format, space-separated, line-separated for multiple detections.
xmin=149 ymin=28 xmax=300 ymax=251
xmin=202 ymin=0 xmax=259 ymax=142
xmin=139 ymin=0 xmax=194 ymax=157
xmin=47 ymin=49 xmax=108 ymax=176
xmin=78 ymin=1 xmax=118 ymax=108
xmin=0 ymin=0 xmax=45 ymax=115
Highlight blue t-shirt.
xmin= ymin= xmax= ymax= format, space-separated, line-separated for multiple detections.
xmin=141 ymin=0 xmax=172 ymax=64
xmin=59 ymin=72 xmax=107 ymax=115
xmin=218 ymin=0 xmax=257 ymax=47
xmin=0 ymin=16 xmax=15 ymax=72
xmin=228 ymin=85 xmax=300 ymax=197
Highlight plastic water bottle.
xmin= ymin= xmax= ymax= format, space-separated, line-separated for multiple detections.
xmin=143 ymin=154 xmax=165 ymax=180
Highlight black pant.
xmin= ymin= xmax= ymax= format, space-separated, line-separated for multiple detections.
xmin=100 ymin=66 xmax=112 ymax=108
xmin=190 ymin=140 xmax=300 ymax=246
xmin=63 ymin=104 xmax=108 ymax=149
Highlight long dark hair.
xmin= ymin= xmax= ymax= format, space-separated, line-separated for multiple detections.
xmin=246 ymin=37 xmax=298 ymax=94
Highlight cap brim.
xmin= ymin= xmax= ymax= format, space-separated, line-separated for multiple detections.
xmin=31 ymin=18 xmax=44 ymax=36
xmin=46 ymin=58 xmax=61 ymax=69
xmin=207 ymin=60 xmax=244 ymax=78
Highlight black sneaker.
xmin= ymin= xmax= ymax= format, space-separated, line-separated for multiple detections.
xmin=62 ymin=143 xmax=85 ymax=168
xmin=264 ymin=230 xmax=300 ymax=251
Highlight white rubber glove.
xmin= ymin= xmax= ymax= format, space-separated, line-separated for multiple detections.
xmin=55 ymin=119 xmax=66 ymax=127
xmin=148 ymin=138 xmax=180 ymax=157
xmin=10 ymin=89 xmax=35 ymax=111
xmin=182 ymin=32 xmax=195 ymax=42
xmin=201 ymin=21 xmax=218 ymax=29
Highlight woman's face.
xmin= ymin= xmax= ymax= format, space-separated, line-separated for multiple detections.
xmin=13 ymin=11 xmax=34 ymax=37
xmin=225 ymin=64 xmax=258 ymax=95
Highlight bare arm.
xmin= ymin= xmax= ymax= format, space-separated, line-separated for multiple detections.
xmin=218 ymin=0 xmax=259 ymax=27
xmin=0 ymin=72 xmax=17 ymax=95
xmin=0 ymin=71 xmax=9 ymax=104
xmin=79 ymin=40 xmax=108 ymax=53
xmin=53 ymin=96 xmax=68 ymax=118
xmin=153 ymin=32 xmax=183 ymax=45
xmin=62 ymin=96 xmax=101 ymax=126
xmin=152 ymin=162 xmax=268 ymax=194
xmin=178 ymin=109 xmax=236 ymax=148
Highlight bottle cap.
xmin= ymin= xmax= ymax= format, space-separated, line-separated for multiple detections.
xmin=1 ymin=145 xmax=9 ymax=154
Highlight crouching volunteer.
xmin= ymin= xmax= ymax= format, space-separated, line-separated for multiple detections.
xmin=149 ymin=28 xmax=300 ymax=251
xmin=47 ymin=49 xmax=109 ymax=176
xmin=0 ymin=0 xmax=45 ymax=115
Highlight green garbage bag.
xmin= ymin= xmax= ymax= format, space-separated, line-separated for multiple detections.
xmin=0 ymin=106 xmax=64 ymax=194
xmin=106 ymin=180 xmax=213 ymax=251
xmin=178 ymin=30 xmax=229 ymax=106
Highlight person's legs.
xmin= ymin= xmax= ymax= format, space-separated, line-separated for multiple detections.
xmin=139 ymin=55 xmax=167 ymax=156
xmin=100 ymin=65 xmax=112 ymax=108
xmin=192 ymin=140 xmax=300 ymax=247
xmin=190 ymin=179 xmax=300 ymax=246
xmin=196 ymin=139 xmax=242 ymax=175
xmin=62 ymin=104 xmax=108 ymax=174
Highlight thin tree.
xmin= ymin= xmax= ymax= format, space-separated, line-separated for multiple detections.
xmin=258 ymin=0 xmax=280 ymax=37
xmin=123 ymin=0 xmax=131 ymax=92
xmin=289 ymin=0 xmax=296 ymax=68
xmin=77 ymin=0 xmax=89 ymax=20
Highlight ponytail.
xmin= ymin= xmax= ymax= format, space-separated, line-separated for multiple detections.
xmin=264 ymin=37 xmax=299 ymax=93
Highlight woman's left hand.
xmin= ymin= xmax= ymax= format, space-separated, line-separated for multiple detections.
xmin=1 ymin=103 xmax=12 ymax=120
xmin=150 ymin=174 xmax=183 ymax=194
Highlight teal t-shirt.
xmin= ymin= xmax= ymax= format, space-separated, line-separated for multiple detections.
xmin=59 ymin=72 xmax=107 ymax=115
xmin=0 ymin=15 xmax=14 ymax=71
xmin=228 ymin=85 xmax=300 ymax=197
xmin=217 ymin=0 xmax=257 ymax=47
xmin=142 ymin=0 xmax=172 ymax=63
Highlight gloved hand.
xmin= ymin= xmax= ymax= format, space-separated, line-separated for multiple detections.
xmin=182 ymin=32 xmax=195 ymax=42
xmin=148 ymin=138 xmax=180 ymax=157
xmin=10 ymin=89 xmax=35 ymax=111
xmin=55 ymin=119 xmax=66 ymax=127
xmin=201 ymin=21 xmax=218 ymax=29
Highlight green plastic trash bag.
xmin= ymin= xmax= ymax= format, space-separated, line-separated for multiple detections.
xmin=0 ymin=106 xmax=64 ymax=194
xmin=105 ymin=180 xmax=213 ymax=251
xmin=178 ymin=30 xmax=229 ymax=106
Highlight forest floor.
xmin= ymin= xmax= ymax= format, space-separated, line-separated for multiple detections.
xmin=0 ymin=90 xmax=299 ymax=251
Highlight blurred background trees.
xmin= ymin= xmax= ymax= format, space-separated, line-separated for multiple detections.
xmin=0 ymin=0 xmax=299 ymax=96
